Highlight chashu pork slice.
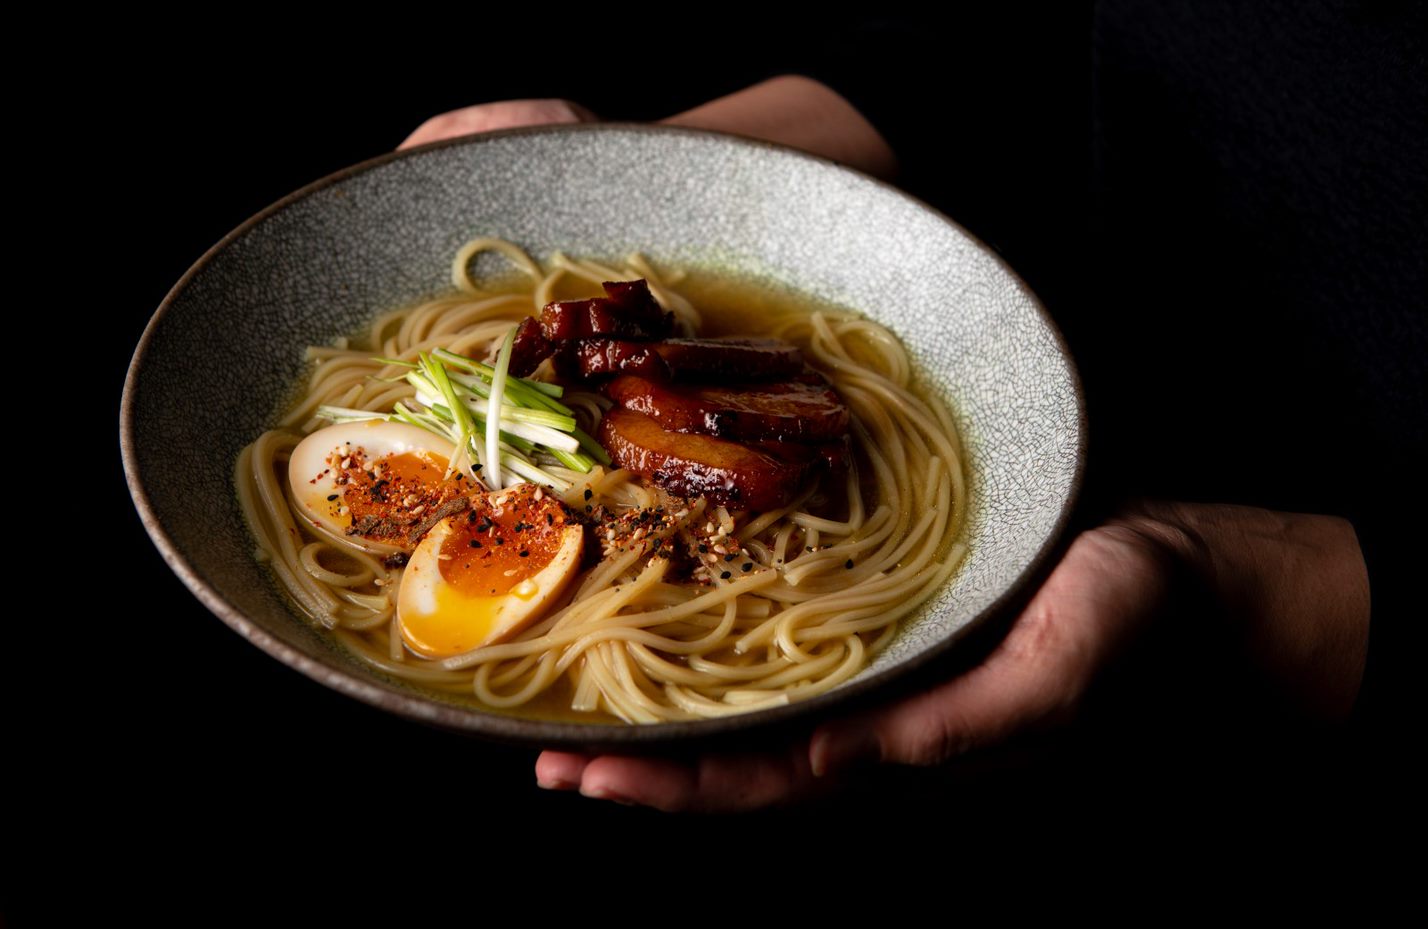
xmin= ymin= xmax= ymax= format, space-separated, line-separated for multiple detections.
xmin=603 ymin=372 xmax=849 ymax=442
xmin=558 ymin=336 xmax=805 ymax=382
xmin=597 ymin=407 xmax=821 ymax=511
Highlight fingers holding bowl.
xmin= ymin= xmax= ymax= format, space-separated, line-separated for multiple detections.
xmin=399 ymin=99 xmax=598 ymax=149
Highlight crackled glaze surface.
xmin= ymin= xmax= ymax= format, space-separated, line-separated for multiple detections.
xmin=122 ymin=125 xmax=1084 ymax=746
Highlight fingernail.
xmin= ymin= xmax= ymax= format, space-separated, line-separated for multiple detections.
xmin=536 ymin=775 xmax=577 ymax=791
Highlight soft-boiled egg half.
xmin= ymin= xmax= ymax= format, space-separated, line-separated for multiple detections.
xmin=398 ymin=484 xmax=585 ymax=658
xmin=287 ymin=420 xmax=466 ymax=553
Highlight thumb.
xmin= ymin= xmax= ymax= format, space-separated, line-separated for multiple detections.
xmin=809 ymin=524 xmax=1177 ymax=777
xmin=809 ymin=661 xmax=1039 ymax=776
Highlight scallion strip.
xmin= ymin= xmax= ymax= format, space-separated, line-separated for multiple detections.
xmin=485 ymin=326 xmax=517 ymax=489
xmin=423 ymin=352 xmax=479 ymax=480
xmin=315 ymin=406 xmax=386 ymax=423
xmin=572 ymin=426 xmax=612 ymax=466
xmin=433 ymin=349 xmax=565 ymax=398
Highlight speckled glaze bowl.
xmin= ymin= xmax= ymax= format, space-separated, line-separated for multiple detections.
xmin=122 ymin=125 xmax=1084 ymax=749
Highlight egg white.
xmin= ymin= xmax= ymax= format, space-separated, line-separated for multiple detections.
xmin=397 ymin=510 xmax=584 ymax=659
xmin=287 ymin=420 xmax=458 ymax=553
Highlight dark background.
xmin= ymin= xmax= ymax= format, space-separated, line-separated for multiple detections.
xmin=79 ymin=6 xmax=1422 ymax=919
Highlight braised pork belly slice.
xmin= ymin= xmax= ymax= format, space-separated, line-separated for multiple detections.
xmin=597 ymin=407 xmax=821 ymax=511
xmin=557 ymin=336 xmax=805 ymax=382
xmin=539 ymin=279 xmax=676 ymax=342
xmin=603 ymin=371 xmax=849 ymax=442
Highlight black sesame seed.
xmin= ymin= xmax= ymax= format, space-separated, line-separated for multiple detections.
xmin=845 ymin=559 xmax=854 ymax=569
xmin=724 ymin=553 xmax=736 ymax=562
xmin=546 ymin=513 xmax=554 ymax=525
xmin=742 ymin=563 xmax=752 ymax=571
xmin=519 ymin=550 xmax=530 ymax=558
xmin=469 ymin=540 xmax=482 ymax=548
xmin=583 ymin=489 xmax=593 ymax=500
xmin=720 ymin=571 xmax=731 ymax=580
xmin=326 ymin=494 xmax=338 ymax=501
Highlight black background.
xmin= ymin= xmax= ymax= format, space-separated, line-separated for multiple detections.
xmin=73 ymin=7 xmax=1418 ymax=921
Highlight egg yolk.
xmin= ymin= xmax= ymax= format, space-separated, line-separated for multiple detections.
xmin=307 ymin=446 xmax=470 ymax=546
xmin=397 ymin=485 xmax=585 ymax=658
xmin=437 ymin=489 xmax=571 ymax=597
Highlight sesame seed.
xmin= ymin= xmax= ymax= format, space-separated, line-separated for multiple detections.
xmin=742 ymin=563 xmax=753 ymax=571
xmin=340 ymin=457 xmax=353 ymax=469
xmin=534 ymin=487 xmax=543 ymax=501
xmin=503 ymin=569 xmax=518 ymax=576
xmin=845 ymin=559 xmax=855 ymax=569
xmin=326 ymin=494 xmax=338 ymax=501
xmin=720 ymin=571 xmax=731 ymax=580
xmin=404 ymin=494 xmax=419 ymax=507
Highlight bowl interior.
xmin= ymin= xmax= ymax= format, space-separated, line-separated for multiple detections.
xmin=124 ymin=125 xmax=1082 ymax=745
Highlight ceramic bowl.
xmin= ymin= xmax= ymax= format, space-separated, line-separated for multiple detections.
xmin=122 ymin=124 xmax=1084 ymax=748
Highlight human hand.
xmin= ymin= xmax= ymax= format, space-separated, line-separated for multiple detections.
xmin=536 ymin=514 xmax=1191 ymax=812
xmin=536 ymin=503 xmax=1367 ymax=812
xmin=396 ymin=77 xmax=895 ymax=179
xmin=398 ymin=99 xmax=598 ymax=150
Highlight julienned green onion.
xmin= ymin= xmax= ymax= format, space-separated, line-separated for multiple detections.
xmin=432 ymin=349 xmax=563 ymax=398
xmin=572 ymin=426 xmax=612 ymax=467
xmin=433 ymin=373 xmax=578 ymax=432
xmin=423 ymin=351 xmax=477 ymax=478
xmin=314 ymin=332 xmax=601 ymax=492
xmin=484 ymin=327 xmax=516 ymax=490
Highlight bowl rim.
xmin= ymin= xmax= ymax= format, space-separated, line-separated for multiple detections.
xmin=121 ymin=122 xmax=1087 ymax=748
